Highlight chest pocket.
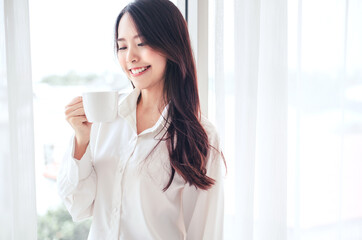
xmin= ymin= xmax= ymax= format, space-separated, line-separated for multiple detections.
xmin=137 ymin=142 xmax=186 ymax=191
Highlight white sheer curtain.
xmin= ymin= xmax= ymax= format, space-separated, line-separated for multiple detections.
xmin=209 ymin=0 xmax=362 ymax=239
xmin=0 ymin=0 xmax=37 ymax=239
xmin=209 ymin=0 xmax=287 ymax=239
xmin=287 ymin=0 xmax=362 ymax=239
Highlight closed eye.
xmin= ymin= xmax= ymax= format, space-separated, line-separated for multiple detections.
xmin=118 ymin=47 xmax=127 ymax=51
xmin=138 ymin=42 xmax=147 ymax=47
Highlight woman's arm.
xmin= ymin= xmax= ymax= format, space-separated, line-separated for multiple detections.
xmin=57 ymin=96 xmax=97 ymax=221
xmin=57 ymin=133 xmax=97 ymax=222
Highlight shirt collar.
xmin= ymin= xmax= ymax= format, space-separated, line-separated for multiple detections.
xmin=118 ymin=87 xmax=140 ymax=119
xmin=118 ymin=88 xmax=170 ymax=136
xmin=141 ymin=104 xmax=169 ymax=136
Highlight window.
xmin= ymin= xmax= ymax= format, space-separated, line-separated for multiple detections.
xmin=29 ymin=1 xmax=187 ymax=239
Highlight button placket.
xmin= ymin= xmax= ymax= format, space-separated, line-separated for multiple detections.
xmin=115 ymin=138 xmax=136 ymax=221
xmin=112 ymin=152 xmax=126 ymax=226
xmin=126 ymin=136 xmax=138 ymax=162
xmin=118 ymin=164 xmax=125 ymax=174
xmin=111 ymin=134 xmax=139 ymax=235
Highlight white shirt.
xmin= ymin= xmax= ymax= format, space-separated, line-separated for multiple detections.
xmin=57 ymin=88 xmax=224 ymax=240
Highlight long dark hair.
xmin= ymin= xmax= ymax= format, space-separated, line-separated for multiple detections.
xmin=114 ymin=0 xmax=218 ymax=190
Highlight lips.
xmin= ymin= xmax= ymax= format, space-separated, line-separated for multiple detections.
xmin=129 ymin=65 xmax=151 ymax=75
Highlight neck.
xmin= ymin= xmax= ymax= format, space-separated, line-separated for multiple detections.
xmin=138 ymin=85 xmax=166 ymax=112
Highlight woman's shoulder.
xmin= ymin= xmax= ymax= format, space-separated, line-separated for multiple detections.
xmin=200 ymin=115 xmax=220 ymax=147
xmin=200 ymin=115 xmax=225 ymax=171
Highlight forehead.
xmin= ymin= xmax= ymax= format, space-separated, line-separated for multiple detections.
xmin=117 ymin=13 xmax=139 ymax=38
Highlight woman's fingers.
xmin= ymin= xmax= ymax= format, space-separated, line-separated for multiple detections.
xmin=64 ymin=96 xmax=92 ymax=147
xmin=65 ymin=101 xmax=83 ymax=114
xmin=65 ymin=106 xmax=85 ymax=118
xmin=66 ymin=96 xmax=82 ymax=107
xmin=65 ymin=97 xmax=89 ymax=126
xmin=68 ymin=115 xmax=89 ymax=126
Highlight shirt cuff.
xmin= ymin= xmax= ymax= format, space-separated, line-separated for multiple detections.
xmin=67 ymin=136 xmax=94 ymax=185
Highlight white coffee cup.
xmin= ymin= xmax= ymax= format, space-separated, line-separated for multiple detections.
xmin=82 ymin=91 xmax=119 ymax=123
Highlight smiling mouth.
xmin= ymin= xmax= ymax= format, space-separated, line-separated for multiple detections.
xmin=129 ymin=65 xmax=151 ymax=75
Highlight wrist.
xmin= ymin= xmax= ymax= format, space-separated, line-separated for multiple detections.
xmin=74 ymin=136 xmax=89 ymax=160
xmin=75 ymin=137 xmax=89 ymax=147
xmin=75 ymin=133 xmax=90 ymax=147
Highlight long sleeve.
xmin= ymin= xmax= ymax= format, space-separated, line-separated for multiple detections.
xmin=57 ymin=125 xmax=98 ymax=222
xmin=183 ymin=135 xmax=225 ymax=240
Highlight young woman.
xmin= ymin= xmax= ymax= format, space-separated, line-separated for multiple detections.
xmin=57 ymin=0 xmax=225 ymax=239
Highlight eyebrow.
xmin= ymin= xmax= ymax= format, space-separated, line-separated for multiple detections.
xmin=117 ymin=35 xmax=143 ymax=42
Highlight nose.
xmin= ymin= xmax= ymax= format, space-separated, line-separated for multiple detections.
xmin=126 ymin=46 xmax=139 ymax=63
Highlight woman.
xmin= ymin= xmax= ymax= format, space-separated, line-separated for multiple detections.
xmin=57 ymin=0 xmax=225 ymax=239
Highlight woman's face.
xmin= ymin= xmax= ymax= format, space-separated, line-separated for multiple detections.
xmin=117 ymin=13 xmax=167 ymax=91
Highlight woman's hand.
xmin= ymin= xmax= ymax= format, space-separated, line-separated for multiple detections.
xmin=65 ymin=96 xmax=92 ymax=159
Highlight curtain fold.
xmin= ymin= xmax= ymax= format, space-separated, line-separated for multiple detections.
xmin=254 ymin=0 xmax=288 ymax=239
xmin=234 ymin=0 xmax=260 ymax=239
xmin=212 ymin=0 xmax=288 ymax=239
xmin=0 ymin=0 xmax=37 ymax=239
xmin=211 ymin=0 xmax=362 ymax=239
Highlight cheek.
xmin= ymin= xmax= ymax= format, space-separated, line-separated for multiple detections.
xmin=146 ymin=52 xmax=167 ymax=71
xmin=118 ymin=54 xmax=128 ymax=73
xmin=156 ymin=56 xmax=167 ymax=74
xmin=143 ymin=48 xmax=165 ymax=62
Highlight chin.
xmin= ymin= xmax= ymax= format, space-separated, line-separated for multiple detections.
xmin=130 ymin=82 xmax=147 ymax=90
xmin=129 ymin=77 xmax=164 ymax=92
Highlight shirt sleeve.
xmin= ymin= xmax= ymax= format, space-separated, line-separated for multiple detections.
xmin=183 ymin=133 xmax=225 ymax=240
xmin=57 ymin=125 xmax=99 ymax=222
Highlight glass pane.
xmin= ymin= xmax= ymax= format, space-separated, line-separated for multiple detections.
xmin=287 ymin=0 xmax=362 ymax=239
xmin=29 ymin=0 xmax=131 ymax=239
xmin=29 ymin=1 xmax=187 ymax=239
